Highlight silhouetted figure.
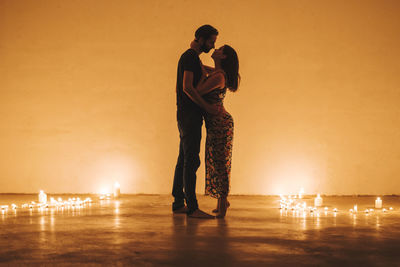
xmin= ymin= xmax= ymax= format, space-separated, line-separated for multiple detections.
xmin=172 ymin=25 xmax=219 ymax=219
xmin=193 ymin=45 xmax=240 ymax=218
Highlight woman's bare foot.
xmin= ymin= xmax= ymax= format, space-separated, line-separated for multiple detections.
xmin=216 ymin=197 xmax=228 ymax=218
xmin=212 ymin=198 xmax=221 ymax=213
xmin=212 ymin=199 xmax=230 ymax=213
xmin=187 ymin=209 xmax=215 ymax=219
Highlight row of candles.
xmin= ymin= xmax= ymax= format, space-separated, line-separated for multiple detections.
xmin=1 ymin=196 xmax=93 ymax=212
xmin=1 ymin=182 xmax=121 ymax=212
xmin=280 ymin=194 xmax=394 ymax=214
xmin=1 ymin=191 xmax=93 ymax=212
xmin=313 ymin=195 xmax=391 ymax=212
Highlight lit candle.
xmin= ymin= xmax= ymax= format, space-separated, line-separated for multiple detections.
xmin=114 ymin=182 xmax=121 ymax=198
xmin=354 ymin=205 xmax=358 ymax=213
xmin=375 ymin=197 xmax=382 ymax=209
xmin=299 ymin=188 xmax=304 ymax=199
xmin=39 ymin=190 xmax=47 ymax=204
xmin=314 ymin=194 xmax=323 ymax=207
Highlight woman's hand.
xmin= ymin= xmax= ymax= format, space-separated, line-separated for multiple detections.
xmin=190 ymin=40 xmax=197 ymax=50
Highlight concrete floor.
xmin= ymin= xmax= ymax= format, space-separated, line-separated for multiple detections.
xmin=1 ymin=194 xmax=400 ymax=266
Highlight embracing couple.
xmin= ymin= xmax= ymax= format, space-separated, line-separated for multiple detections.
xmin=172 ymin=25 xmax=240 ymax=219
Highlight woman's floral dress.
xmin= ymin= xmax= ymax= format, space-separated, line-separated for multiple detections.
xmin=203 ymin=73 xmax=234 ymax=198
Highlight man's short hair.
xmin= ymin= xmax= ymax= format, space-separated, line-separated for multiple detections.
xmin=195 ymin=25 xmax=219 ymax=41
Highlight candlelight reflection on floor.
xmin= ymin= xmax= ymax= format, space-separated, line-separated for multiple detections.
xmin=0 ymin=194 xmax=399 ymax=265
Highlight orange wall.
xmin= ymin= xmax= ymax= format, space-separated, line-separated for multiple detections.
xmin=1 ymin=0 xmax=400 ymax=194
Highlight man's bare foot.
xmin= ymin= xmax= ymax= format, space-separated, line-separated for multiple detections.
xmin=187 ymin=209 xmax=215 ymax=219
xmin=212 ymin=200 xmax=230 ymax=213
xmin=173 ymin=206 xmax=188 ymax=214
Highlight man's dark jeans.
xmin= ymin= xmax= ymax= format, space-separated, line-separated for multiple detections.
xmin=172 ymin=115 xmax=202 ymax=214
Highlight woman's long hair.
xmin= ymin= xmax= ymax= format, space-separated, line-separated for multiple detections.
xmin=221 ymin=45 xmax=240 ymax=92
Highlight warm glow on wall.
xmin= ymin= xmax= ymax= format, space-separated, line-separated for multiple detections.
xmin=1 ymin=0 xmax=400 ymax=194
xmin=260 ymin=156 xmax=318 ymax=195
xmin=93 ymin=156 xmax=135 ymax=194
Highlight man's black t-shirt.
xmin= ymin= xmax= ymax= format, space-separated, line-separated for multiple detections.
xmin=176 ymin=49 xmax=203 ymax=123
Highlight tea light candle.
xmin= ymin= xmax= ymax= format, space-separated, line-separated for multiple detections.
xmin=375 ymin=197 xmax=382 ymax=209
xmin=314 ymin=194 xmax=323 ymax=207
xmin=38 ymin=190 xmax=47 ymax=204
xmin=299 ymin=188 xmax=304 ymax=199
xmin=114 ymin=182 xmax=121 ymax=198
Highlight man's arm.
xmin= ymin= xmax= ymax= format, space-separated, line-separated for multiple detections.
xmin=183 ymin=71 xmax=220 ymax=115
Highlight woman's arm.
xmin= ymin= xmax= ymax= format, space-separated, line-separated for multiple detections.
xmin=202 ymin=65 xmax=215 ymax=74
xmin=195 ymin=72 xmax=225 ymax=96
xmin=183 ymin=71 xmax=221 ymax=115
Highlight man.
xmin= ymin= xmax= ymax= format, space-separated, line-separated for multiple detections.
xmin=172 ymin=25 xmax=220 ymax=219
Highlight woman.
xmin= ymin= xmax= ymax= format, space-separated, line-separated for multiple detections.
xmin=194 ymin=45 xmax=240 ymax=218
